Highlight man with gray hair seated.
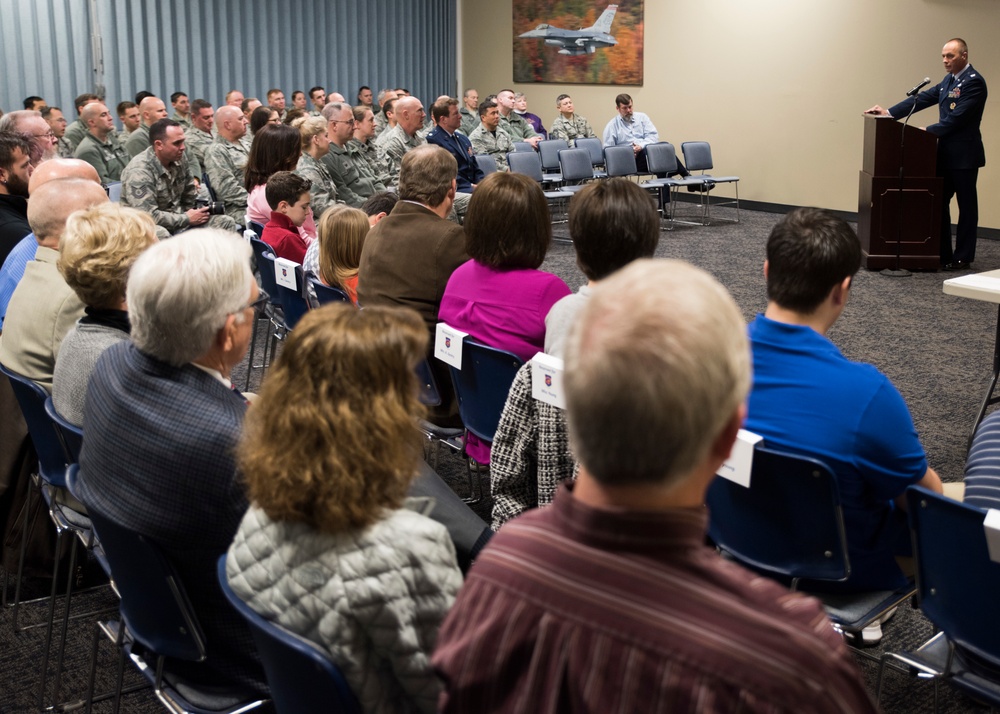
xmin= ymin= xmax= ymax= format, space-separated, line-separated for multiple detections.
xmin=434 ymin=259 xmax=877 ymax=713
xmin=0 ymin=110 xmax=58 ymax=165
xmin=75 ymin=229 xmax=268 ymax=697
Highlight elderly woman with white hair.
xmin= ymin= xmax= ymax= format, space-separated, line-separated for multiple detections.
xmin=74 ymin=229 xmax=269 ymax=697
xmin=51 ymin=203 xmax=157 ymax=426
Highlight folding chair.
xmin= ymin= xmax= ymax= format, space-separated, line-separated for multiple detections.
xmin=511 ymin=141 xmax=535 ymax=153
xmin=272 ymin=262 xmax=310 ymax=331
xmin=603 ymin=145 xmax=639 ymax=179
xmin=557 ymin=148 xmax=596 ymax=194
xmin=105 ymin=182 xmax=123 ymax=202
xmin=474 ymin=154 xmax=498 ymax=177
xmin=705 ymin=444 xmax=916 ymax=655
xmin=642 ymin=142 xmax=709 ymax=228
xmin=217 ymin=558 xmax=361 ymax=714
xmin=80 ymin=471 xmax=268 ymax=714
xmin=574 ymin=137 xmax=608 ymax=178
xmin=246 ymin=238 xmax=283 ymax=390
xmin=416 ymin=358 xmax=465 ymax=471
xmin=681 ymin=141 xmax=741 ymax=223
xmin=875 ymin=487 xmax=1000 ymax=711
xmin=506 ymin=152 xmax=573 ymax=225
xmin=307 ymin=275 xmax=353 ymax=306
xmin=536 ymin=139 xmax=568 ymax=183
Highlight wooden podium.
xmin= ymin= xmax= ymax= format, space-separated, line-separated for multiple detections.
xmin=857 ymin=115 xmax=942 ymax=270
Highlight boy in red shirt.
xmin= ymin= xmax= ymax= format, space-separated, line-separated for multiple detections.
xmin=260 ymin=171 xmax=312 ymax=263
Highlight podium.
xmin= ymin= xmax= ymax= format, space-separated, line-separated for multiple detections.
xmin=857 ymin=115 xmax=942 ymax=270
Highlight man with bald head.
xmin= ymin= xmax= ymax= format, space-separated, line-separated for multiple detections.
xmin=125 ymin=96 xmax=168 ymax=158
xmin=0 ymin=110 xmax=58 ymax=165
xmin=74 ymin=102 xmax=130 ymax=183
xmin=204 ymin=106 xmax=250 ymax=224
xmin=0 ymin=178 xmax=108 ymax=387
xmin=373 ymin=88 xmax=399 ymax=138
xmin=321 ymin=101 xmax=384 ymax=207
xmin=63 ymin=93 xmax=101 ymax=153
xmin=377 ymin=95 xmax=427 ymax=188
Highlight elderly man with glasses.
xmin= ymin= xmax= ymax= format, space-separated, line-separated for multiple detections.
xmin=321 ymin=101 xmax=384 ymax=208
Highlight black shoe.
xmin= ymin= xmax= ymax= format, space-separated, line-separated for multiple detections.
xmin=943 ymin=260 xmax=971 ymax=271
xmin=686 ymin=182 xmax=715 ymax=193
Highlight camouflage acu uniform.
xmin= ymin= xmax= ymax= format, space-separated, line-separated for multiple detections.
xmin=57 ymin=137 xmax=74 ymax=159
xmin=549 ymin=114 xmax=596 ymax=145
xmin=203 ymin=136 xmax=250 ymax=224
xmin=120 ymin=146 xmax=236 ymax=237
xmin=377 ymin=125 xmax=425 ymax=188
xmin=373 ymin=110 xmax=389 ymax=138
xmin=459 ymin=107 xmax=478 ymax=137
xmin=296 ymin=152 xmax=339 ymax=219
xmin=499 ymin=112 xmax=538 ymax=142
xmin=125 ymin=124 xmax=151 ymax=158
xmin=73 ymin=132 xmax=130 ymax=183
xmin=240 ymin=129 xmax=254 ymax=153
xmin=185 ymin=128 xmax=215 ymax=178
xmin=171 ymin=112 xmax=192 ymax=130
xmin=469 ymin=124 xmax=513 ymax=172
xmin=322 ymin=142 xmax=386 ymax=208
xmin=348 ymin=137 xmax=388 ymax=185
xmin=63 ymin=119 xmax=88 ymax=153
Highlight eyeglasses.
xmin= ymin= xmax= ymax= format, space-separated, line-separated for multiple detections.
xmin=32 ymin=131 xmax=56 ymax=139
xmin=331 ymin=118 xmax=356 ymax=126
xmin=242 ymin=289 xmax=270 ymax=312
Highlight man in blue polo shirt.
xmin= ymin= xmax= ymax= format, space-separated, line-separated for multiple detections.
xmin=744 ymin=208 xmax=943 ymax=598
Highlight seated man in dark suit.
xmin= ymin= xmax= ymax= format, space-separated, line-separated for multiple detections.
xmin=426 ymin=97 xmax=483 ymax=194
xmin=76 ymin=229 xmax=268 ymax=696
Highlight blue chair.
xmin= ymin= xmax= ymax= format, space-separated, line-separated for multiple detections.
xmin=536 ymin=138 xmax=568 ymax=183
xmin=78 ymin=465 xmax=267 ymax=714
xmin=556 ymin=148 xmax=595 ymax=193
xmin=604 ymin=145 xmax=639 ymax=179
xmin=706 ymin=444 xmax=916 ymax=650
xmin=44 ymin=396 xmax=83 ymax=464
xmin=511 ymin=141 xmax=535 ymax=153
xmin=574 ymin=137 xmax=608 ymax=178
xmin=272 ymin=262 xmax=310 ymax=331
xmin=680 ymin=141 xmax=741 ymax=223
xmin=201 ymin=172 xmax=219 ymax=202
xmin=248 ymin=220 xmax=266 ymax=238
xmin=474 ymin=154 xmax=498 ymax=176
xmin=307 ymin=275 xmax=353 ymax=306
xmin=642 ymin=142 xmax=710 ymax=228
xmin=875 ymin=487 xmax=1000 ymax=710
xmin=506 ymin=151 xmax=573 ymax=225
xmin=441 ymin=338 xmax=525 ymax=503
xmin=216 ymin=558 xmax=361 ymax=714
xmin=105 ymin=182 xmax=123 ymax=202
xmin=247 ymin=237 xmax=284 ymax=390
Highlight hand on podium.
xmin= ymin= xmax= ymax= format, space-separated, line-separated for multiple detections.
xmin=863 ymin=105 xmax=891 ymax=116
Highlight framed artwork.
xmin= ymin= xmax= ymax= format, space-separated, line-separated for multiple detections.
xmin=513 ymin=1 xmax=643 ymax=85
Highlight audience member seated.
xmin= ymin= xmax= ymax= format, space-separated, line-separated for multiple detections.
xmin=0 ymin=132 xmax=33 ymax=266
xmin=249 ymin=105 xmax=279 ymax=135
xmin=495 ymin=89 xmax=540 ymax=148
xmin=259 ymin=171 xmax=311 ymax=263
xmin=322 ymin=102 xmax=385 ymax=208
xmin=433 ymin=259 xmax=877 ymax=713
xmin=75 ymin=230 xmax=268 ymax=696
xmin=293 ymin=115 xmax=338 ymax=220
xmin=439 ymin=172 xmax=570 ymax=464
xmin=469 ymin=100 xmax=512 ymax=172
xmin=512 ymin=92 xmax=547 ymax=139
xmin=549 ymin=93 xmax=596 ymax=146
xmin=302 ymin=204 xmax=368 ymax=305
xmin=203 ymin=105 xmax=251 ymax=225
xmin=744 ymin=207 xmax=944 ymax=598
xmin=603 ymin=92 xmax=692 ymax=179
xmin=427 ymin=97 xmax=483 ymax=195
xmin=358 ymin=145 xmax=468 ymax=423
xmin=226 ymin=304 xmax=463 ymax=714
xmin=52 ymin=204 xmax=157 ymax=425
xmin=0 ymin=178 xmax=108 ymax=390
xmin=245 ymin=123 xmax=315 ymax=241
xmin=961 ymin=411 xmax=1000 ymax=508
xmin=490 ymin=179 xmax=659 ymax=529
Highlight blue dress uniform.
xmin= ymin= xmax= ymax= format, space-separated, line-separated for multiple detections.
xmin=889 ymin=65 xmax=987 ymax=265
xmin=427 ymin=125 xmax=484 ymax=193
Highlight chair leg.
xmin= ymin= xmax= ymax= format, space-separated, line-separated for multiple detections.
xmin=37 ymin=523 xmax=73 ymax=709
xmin=50 ymin=536 xmax=80 ymax=707
xmin=244 ymin=309 xmax=263 ymax=391
xmin=10 ymin=477 xmax=37 ymax=630
xmin=85 ymin=620 xmax=101 ymax=714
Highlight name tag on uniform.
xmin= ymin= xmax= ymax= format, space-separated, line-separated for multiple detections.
xmin=531 ymin=352 xmax=565 ymax=409
xmin=435 ymin=323 xmax=467 ymax=369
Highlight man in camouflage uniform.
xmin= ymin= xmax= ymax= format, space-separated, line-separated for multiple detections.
xmin=184 ymin=99 xmax=215 ymax=178
xmin=170 ymin=92 xmax=192 ymax=129
xmin=126 ymin=96 xmax=168 ymax=158
xmin=469 ymin=99 xmax=512 ymax=172
xmin=43 ymin=107 xmax=73 ymax=158
xmin=459 ymin=89 xmax=479 ymax=136
xmin=121 ymin=119 xmax=236 ymax=238
xmin=373 ymin=89 xmax=399 ymax=138
xmin=63 ymin=93 xmax=100 ymax=153
xmin=203 ymin=106 xmax=250 ymax=225
xmin=322 ymin=102 xmax=386 ymax=207
xmin=116 ymin=101 xmax=141 ymax=144
xmin=377 ymin=96 xmax=426 ymax=188
xmin=496 ymin=89 xmax=540 ymax=148
xmin=350 ymin=105 xmax=389 ymax=184
xmin=73 ymin=102 xmax=130 ymax=183
xmin=308 ymin=86 xmax=326 ymax=117
xmin=549 ymin=94 xmax=596 ymax=146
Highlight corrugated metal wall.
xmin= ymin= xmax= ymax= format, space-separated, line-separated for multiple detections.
xmin=1 ymin=0 xmax=455 ymax=117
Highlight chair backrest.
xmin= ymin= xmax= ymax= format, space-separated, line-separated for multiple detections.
xmin=105 ymin=181 xmax=123 ymax=202
xmin=512 ymin=141 xmax=535 ymax=153
xmin=274 ymin=264 xmax=310 ymax=330
xmin=202 ymin=172 xmax=219 ymax=202
xmin=506 ymin=151 xmax=545 ymax=183
xmin=73 ymin=464 xmax=206 ymax=662
xmin=681 ymin=141 xmax=714 ymax=172
xmin=249 ymin=238 xmax=281 ymax=304
xmin=249 ymin=220 xmax=266 ymax=238
xmin=645 ymin=142 xmax=680 ymax=176
xmin=537 ymin=139 xmax=569 ymax=171
xmin=604 ymin=145 xmax=638 ymax=178
xmin=44 ymin=396 xmax=83 ymax=465
xmin=705 ymin=445 xmax=850 ymax=583
xmin=416 ymin=358 xmax=442 ymax=407
xmin=558 ymin=148 xmax=594 ymax=183
xmin=307 ymin=276 xmax=353 ymax=306
xmin=447 ymin=339 xmax=524 ymax=444
xmin=575 ymin=137 xmax=605 ymax=167
xmin=0 ymin=363 xmax=67 ymax=487
xmin=907 ymin=486 xmax=1000 ymax=667
xmin=216 ymin=558 xmax=362 ymax=714
xmin=474 ymin=154 xmax=498 ymax=176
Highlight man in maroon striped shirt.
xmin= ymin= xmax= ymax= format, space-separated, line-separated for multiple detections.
xmin=432 ymin=259 xmax=877 ymax=713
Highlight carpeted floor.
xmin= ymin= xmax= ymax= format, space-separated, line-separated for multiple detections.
xmin=1 ymin=203 xmax=996 ymax=712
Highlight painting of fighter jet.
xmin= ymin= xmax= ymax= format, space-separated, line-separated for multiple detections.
xmin=513 ymin=1 xmax=643 ymax=85
xmin=518 ymin=4 xmax=619 ymax=56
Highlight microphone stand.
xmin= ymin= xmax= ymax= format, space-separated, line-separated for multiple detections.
xmin=881 ymin=99 xmax=920 ymax=277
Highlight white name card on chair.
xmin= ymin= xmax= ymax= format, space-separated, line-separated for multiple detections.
xmin=985 ymin=509 xmax=1000 ymax=563
xmin=716 ymin=429 xmax=763 ymax=488
xmin=435 ymin=323 xmax=467 ymax=369
xmin=531 ymin=352 xmax=565 ymax=409
xmin=274 ymin=258 xmax=300 ymax=290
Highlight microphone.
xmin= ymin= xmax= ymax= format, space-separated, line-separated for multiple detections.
xmin=906 ymin=78 xmax=931 ymax=97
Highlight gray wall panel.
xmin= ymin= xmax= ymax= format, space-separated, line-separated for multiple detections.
xmin=1 ymin=0 xmax=455 ymax=124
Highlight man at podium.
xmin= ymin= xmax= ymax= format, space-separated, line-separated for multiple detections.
xmin=865 ymin=38 xmax=987 ymax=270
